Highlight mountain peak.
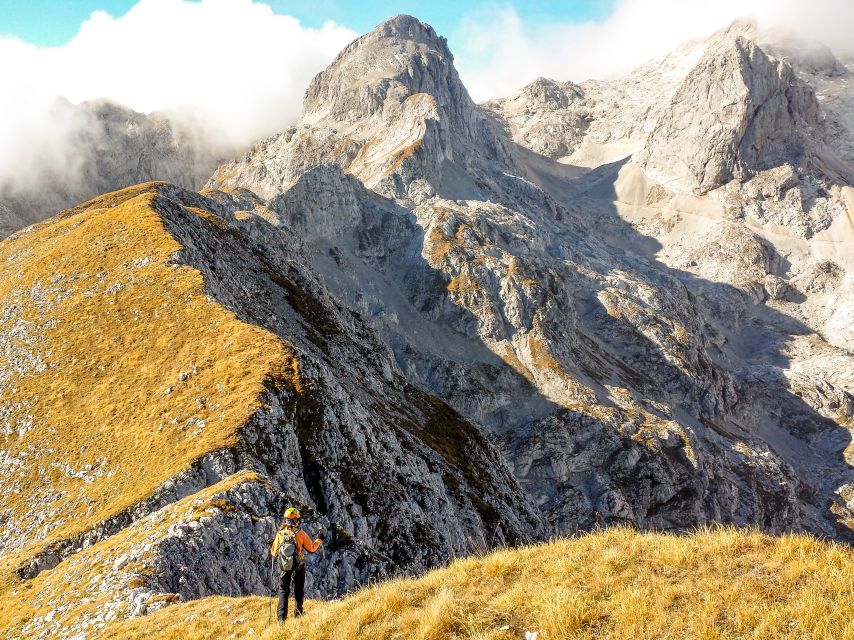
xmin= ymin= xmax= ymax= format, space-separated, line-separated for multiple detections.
xmin=719 ymin=18 xmax=759 ymax=39
xmin=375 ymin=14 xmax=451 ymax=55
xmin=210 ymin=14 xmax=509 ymax=202
xmin=639 ymin=25 xmax=818 ymax=194
xmin=301 ymin=14 xmax=470 ymax=128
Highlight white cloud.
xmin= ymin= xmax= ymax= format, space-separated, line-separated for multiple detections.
xmin=0 ymin=0 xmax=356 ymax=189
xmin=2 ymin=0 xmax=852 ymax=204
xmin=453 ymin=0 xmax=854 ymax=101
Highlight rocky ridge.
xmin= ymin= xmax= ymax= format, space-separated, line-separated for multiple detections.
xmin=637 ymin=28 xmax=819 ymax=195
xmin=0 ymin=181 xmax=539 ymax=639
xmin=482 ymin=28 xmax=711 ymax=167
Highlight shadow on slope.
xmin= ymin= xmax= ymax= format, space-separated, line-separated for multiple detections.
xmin=528 ymin=154 xmax=853 ymax=541
xmin=147 ymin=183 xmax=544 ymax=571
xmin=226 ymin=148 xmax=850 ymax=542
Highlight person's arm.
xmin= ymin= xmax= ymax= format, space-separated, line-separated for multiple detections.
xmin=297 ymin=529 xmax=323 ymax=554
xmin=271 ymin=529 xmax=283 ymax=557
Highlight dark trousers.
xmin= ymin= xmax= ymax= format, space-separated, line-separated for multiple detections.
xmin=277 ymin=563 xmax=306 ymax=620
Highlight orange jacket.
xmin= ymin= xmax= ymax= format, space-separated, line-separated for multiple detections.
xmin=271 ymin=525 xmax=322 ymax=560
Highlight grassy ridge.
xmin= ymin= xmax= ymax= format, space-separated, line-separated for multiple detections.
xmin=0 ymin=184 xmax=291 ymax=634
xmin=0 ymin=184 xmax=288 ymax=572
xmin=103 ymin=526 xmax=852 ymax=640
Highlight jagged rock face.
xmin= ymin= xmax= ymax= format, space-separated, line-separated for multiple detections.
xmin=0 ymin=201 xmax=26 ymax=238
xmin=483 ymin=78 xmax=590 ymax=159
xmin=639 ymin=32 xmax=818 ymax=194
xmin=486 ymin=21 xmax=853 ymax=346
xmin=161 ymin=184 xmax=542 ymax=559
xmin=210 ymin=15 xmax=509 ymax=203
xmin=212 ymin=16 xmax=852 ymax=547
xmin=302 ymin=15 xmax=476 ymax=137
xmin=0 ymin=99 xmax=236 ymax=239
xmin=483 ymin=37 xmax=710 ymax=167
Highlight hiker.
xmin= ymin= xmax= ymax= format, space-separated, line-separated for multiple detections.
xmin=270 ymin=507 xmax=324 ymax=621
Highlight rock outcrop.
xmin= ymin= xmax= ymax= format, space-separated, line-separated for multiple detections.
xmin=483 ymin=78 xmax=590 ymax=159
xmin=209 ymin=15 xmax=510 ymax=204
xmin=482 ymin=34 xmax=709 ymax=167
xmin=638 ymin=26 xmax=819 ymax=194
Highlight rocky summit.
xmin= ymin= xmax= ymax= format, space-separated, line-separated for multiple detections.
xmin=0 ymin=14 xmax=852 ymax=640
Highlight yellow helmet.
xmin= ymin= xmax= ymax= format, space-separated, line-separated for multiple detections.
xmin=284 ymin=507 xmax=301 ymax=520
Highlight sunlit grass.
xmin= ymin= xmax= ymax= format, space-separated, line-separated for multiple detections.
xmin=99 ymin=526 xmax=854 ymax=640
xmin=0 ymin=183 xmax=293 ymax=633
xmin=272 ymin=526 xmax=852 ymax=640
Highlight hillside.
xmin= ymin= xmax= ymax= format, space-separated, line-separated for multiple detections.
xmin=0 ymin=12 xmax=852 ymax=640
xmin=0 ymin=180 xmax=539 ymax=639
xmin=99 ymin=526 xmax=853 ymax=640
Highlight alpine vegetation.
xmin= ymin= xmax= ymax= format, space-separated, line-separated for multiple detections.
xmin=0 ymin=12 xmax=851 ymax=640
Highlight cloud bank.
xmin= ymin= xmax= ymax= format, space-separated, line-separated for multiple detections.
xmin=1 ymin=0 xmax=852 ymax=215
xmin=0 ymin=0 xmax=356 ymax=191
xmin=454 ymin=0 xmax=854 ymax=100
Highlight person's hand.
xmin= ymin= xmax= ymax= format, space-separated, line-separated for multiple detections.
xmin=316 ymin=527 xmax=325 ymax=542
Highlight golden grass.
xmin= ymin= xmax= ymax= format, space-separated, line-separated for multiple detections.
xmin=0 ymin=471 xmax=265 ymax=638
xmin=427 ymin=225 xmax=456 ymax=263
xmin=82 ymin=526 xmax=852 ymax=640
xmin=0 ymin=184 xmax=290 ymax=585
xmin=6 ymin=524 xmax=846 ymax=640
xmin=527 ymin=331 xmax=564 ymax=373
xmin=506 ymin=257 xmax=538 ymax=289
xmin=384 ymin=139 xmax=423 ymax=176
xmin=447 ymin=274 xmax=482 ymax=295
xmin=103 ymin=595 xmax=274 ymax=640
xmin=263 ymin=526 xmax=853 ymax=640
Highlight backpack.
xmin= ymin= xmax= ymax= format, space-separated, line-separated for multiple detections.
xmin=278 ymin=528 xmax=300 ymax=573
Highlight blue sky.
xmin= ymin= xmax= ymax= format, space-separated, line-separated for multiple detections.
xmin=0 ymin=0 xmax=615 ymax=47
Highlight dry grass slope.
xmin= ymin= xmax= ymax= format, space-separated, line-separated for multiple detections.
xmin=105 ymin=595 xmax=272 ymax=640
xmin=89 ymin=527 xmax=854 ymax=640
xmin=265 ymin=526 xmax=851 ymax=640
xmin=0 ymin=472 xmax=264 ymax=638
xmin=0 ymin=183 xmax=290 ymax=622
